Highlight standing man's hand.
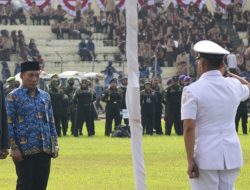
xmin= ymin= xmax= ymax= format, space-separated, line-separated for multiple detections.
xmin=188 ymin=159 xmax=199 ymax=178
xmin=52 ymin=146 xmax=59 ymax=158
xmin=0 ymin=149 xmax=9 ymax=159
xmin=11 ymin=148 xmax=23 ymax=162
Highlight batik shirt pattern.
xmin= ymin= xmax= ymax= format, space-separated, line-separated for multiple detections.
xmin=6 ymin=87 xmax=58 ymax=155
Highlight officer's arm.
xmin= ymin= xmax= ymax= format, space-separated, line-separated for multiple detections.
xmin=228 ymin=71 xmax=250 ymax=96
xmin=162 ymin=90 xmax=167 ymax=104
xmin=159 ymin=89 xmax=163 ymax=100
xmin=183 ymin=119 xmax=196 ymax=164
xmin=182 ymin=87 xmax=198 ymax=178
xmin=92 ymin=91 xmax=96 ymax=102
xmin=140 ymin=92 xmax=143 ymax=105
xmin=183 ymin=119 xmax=198 ymax=178
xmin=72 ymin=90 xmax=78 ymax=104
xmin=119 ymin=89 xmax=123 ymax=102
xmin=228 ymin=71 xmax=250 ymax=85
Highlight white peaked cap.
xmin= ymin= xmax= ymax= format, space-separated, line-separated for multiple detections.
xmin=194 ymin=40 xmax=230 ymax=55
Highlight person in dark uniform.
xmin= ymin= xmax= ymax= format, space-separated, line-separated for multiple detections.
xmin=73 ymin=78 xmax=96 ymax=137
xmin=15 ymin=80 xmax=20 ymax=88
xmin=162 ymin=78 xmax=173 ymax=131
xmin=60 ymin=87 xmax=69 ymax=136
xmin=120 ymin=77 xmax=129 ymax=126
xmin=162 ymin=76 xmax=183 ymax=135
xmin=140 ymin=80 xmax=156 ymax=135
xmin=64 ymin=77 xmax=77 ymax=135
xmin=0 ymin=78 xmax=8 ymax=159
xmin=49 ymin=79 xmax=63 ymax=137
xmin=101 ymin=78 xmax=122 ymax=136
xmin=151 ymin=77 xmax=163 ymax=134
xmin=178 ymin=74 xmax=186 ymax=88
xmin=235 ymin=100 xmax=248 ymax=134
xmin=184 ymin=76 xmax=192 ymax=86
xmin=4 ymin=76 xmax=16 ymax=96
xmin=88 ymin=79 xmax=97 ymax=135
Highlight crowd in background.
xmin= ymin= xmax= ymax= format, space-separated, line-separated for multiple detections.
xmin=0 ymin=1 xmax=250 ymax=79
xmin=49 ymin=0 xmax=250 ymax=80
xmin=1 ymin=1 xmax=250 ymax=74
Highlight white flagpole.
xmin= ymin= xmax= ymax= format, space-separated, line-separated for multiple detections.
xmin=125 ymin=0 xmax=146 ymax=190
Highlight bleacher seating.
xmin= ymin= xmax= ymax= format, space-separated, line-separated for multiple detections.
xmin=0 ymin=25 xmax=119 ymax=73
xmin=0 ymin=25 xmax=177 ymax=79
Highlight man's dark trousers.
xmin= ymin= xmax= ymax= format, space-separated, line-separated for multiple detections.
xmin=15 ymin=152 xmax=51 ymax=190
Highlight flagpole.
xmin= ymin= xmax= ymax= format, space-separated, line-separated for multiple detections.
xmin=125 ymin=0 xmax=146 ymax=190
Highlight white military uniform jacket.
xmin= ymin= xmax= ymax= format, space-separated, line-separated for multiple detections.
xmin=181 ymin=70 xmax=249 ymax=170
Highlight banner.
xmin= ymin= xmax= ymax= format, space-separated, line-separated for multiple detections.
xmin=116 ymin=0 xmax=125 ymax=10
xmin=0 ymin=0 xmax=11 ymax=5
xmin=210 ymin=0 xmax=246 ymax=10
xmin=95 ymin=0 xmax=106 ymax=11
xmin=115 ymin=0 xmax=171 ymax=10
xmin=138 ymin=0 xmax=144 ymax=6
xmin=60 ymin=0 xmax=92 ymax=16
xmin=20 ymin=0 xmax=50 ymax=10
xmin=172 ymin=0 xmax=206 ymax=9
xmin=116 ymin=0 xmax=174 ymax=10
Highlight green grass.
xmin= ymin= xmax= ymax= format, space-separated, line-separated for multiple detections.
xmin=0 ymin=120 xmax=249 ymax=190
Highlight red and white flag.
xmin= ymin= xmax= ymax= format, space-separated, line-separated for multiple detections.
xmin=59 ymin=0 xmax=91 ymax=16
xmin=210 ymin=0 xmax=246 ymax=12
xmin=172 ymin=0 xmax=206 ymax=9
xmin=20 ymin=0 xmax=50 ymax=10
xmin=95 ymin=0 xmax=105 ymax=11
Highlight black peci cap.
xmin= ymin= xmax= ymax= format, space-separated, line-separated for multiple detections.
xmin=21 ymin=61 xmax=40 ymax=72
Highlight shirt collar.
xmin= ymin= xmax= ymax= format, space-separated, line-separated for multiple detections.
xmin=200 ymin=70 xmax=222 ymax=79
xmin=20 ymin=86 xmax=40 ymax=95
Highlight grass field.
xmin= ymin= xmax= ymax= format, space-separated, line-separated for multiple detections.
xmin=0 ymin=120 xmax=249 ymax=190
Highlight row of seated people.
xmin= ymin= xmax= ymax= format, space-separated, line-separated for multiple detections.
xmin=0 ymin=2 xmax=26 ymax=25
xmin=51 ymin=19 xmax=92 ymax=40
xmin=50 ymin=9 xmax=113 ymax=40
xmin=0 ymin=0 xmax=114 ymax=41
xmin=0 ymin=29 xmax=44 ymax=69
xmin=0 ymin=2 xmax=67 ymax=26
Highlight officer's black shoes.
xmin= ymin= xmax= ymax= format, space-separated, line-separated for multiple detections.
xmin=79 ymin=132 xmax=83 ymax=136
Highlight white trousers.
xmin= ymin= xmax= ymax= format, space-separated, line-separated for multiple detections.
xmin=189 ymin=168 xmax=240 ymax=190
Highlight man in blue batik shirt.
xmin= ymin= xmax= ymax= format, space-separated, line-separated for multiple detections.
xmin=6 ymin=61 xmax=59 ymax=190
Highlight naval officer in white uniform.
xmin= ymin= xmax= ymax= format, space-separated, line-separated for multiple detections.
xmin=181 ymin=40 xmax=250 ymax=190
